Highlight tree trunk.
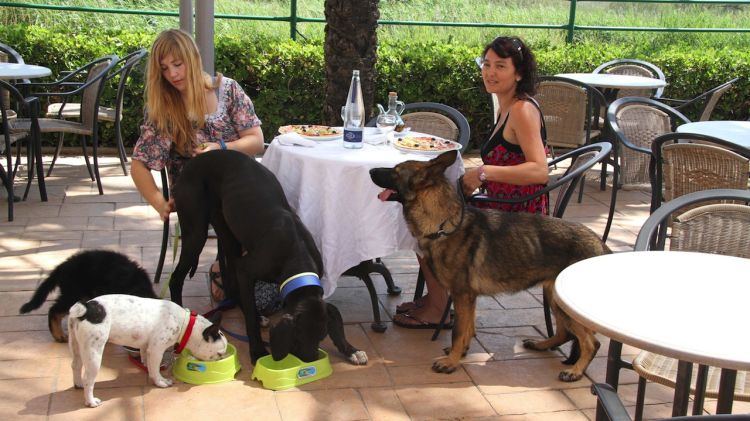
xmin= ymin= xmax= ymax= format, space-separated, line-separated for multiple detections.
xmin=323 ymin=0 xmax=379 ymax=126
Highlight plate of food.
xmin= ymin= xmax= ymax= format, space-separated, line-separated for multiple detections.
xmin=392 ymin=135 xmax=462 ymax=155
xmin=278 ymin=125 xmax=343 ymax=141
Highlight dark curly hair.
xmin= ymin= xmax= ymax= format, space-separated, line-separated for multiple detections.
xmin=481 ymin=36 xmax=538 ymax=97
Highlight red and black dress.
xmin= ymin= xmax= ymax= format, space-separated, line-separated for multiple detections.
xmin=475 ymin=98 xmax=549 ymax=214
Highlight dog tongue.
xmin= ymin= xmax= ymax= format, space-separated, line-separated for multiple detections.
xmin=378 ymin=189 xmax=396 ymax=202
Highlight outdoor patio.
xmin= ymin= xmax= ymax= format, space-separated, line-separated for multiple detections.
xmin=1 ymin=153 xmax=747 ymax=420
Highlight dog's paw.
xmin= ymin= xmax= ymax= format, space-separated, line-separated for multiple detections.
xmin=347 ymin=350 xmax=368 ymax=365
xmin=522 ymin=338 xmax=543 ymax=351
xmin=558 ymin=369 xmax=583 ymax=382
xmin=153 ymin=376 xmax=173 ymax=388
xmin=85 ymin=397 xmax=102 ymax=408
xmin=432 ymin=357 xmax=460 ymax=374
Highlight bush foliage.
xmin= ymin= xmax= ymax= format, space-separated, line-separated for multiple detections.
xmin=2 ymin=25 xmax=747 ymax=150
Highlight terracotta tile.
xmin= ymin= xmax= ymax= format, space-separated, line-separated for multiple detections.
xmin=55 ymin=347 xmax=149 ymax=391
xmin=486 ymin=389 xmax=577 ymax=415
xmin=275 ymin=388 xmax=368 ymax=421
xmin=0 ymin=357 xmax=61 ymax=380
xmin=464 ymin=358 xmax=591 ymax=394
xmin=145 ymin=381 xmax=280 ymax=420
xmin=0 ymin=331 xmax=69 ymax=359
xmin=49 ymin=386 xmax=144 ymax=420
xmin=475 ymin=326 xmax=564 ymax=361
xmin=395 ymin=382 xmax=496 ymax=419
xmin=327 ymin=286 xmax=385 ymax=324
xmin=0 ymin=377 xmax=55 ymax=420
xmin=500 ymin=410 xmax=590 ymax=420
xmin=359 ymin=387 xmax=410 ymax=421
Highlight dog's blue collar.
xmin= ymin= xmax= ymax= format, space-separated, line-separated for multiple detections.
xmin=279 ymin=272 xmax=322 ymax=300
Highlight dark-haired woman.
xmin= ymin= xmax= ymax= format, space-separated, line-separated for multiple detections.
xmin=394 ymin=36 xmax=549 ymax=329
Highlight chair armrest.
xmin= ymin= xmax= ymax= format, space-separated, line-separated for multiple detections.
xmin=590 ymin=383 xmax=632 ymax=421
xmin=655 ymin=97 xmax=689 ymax=106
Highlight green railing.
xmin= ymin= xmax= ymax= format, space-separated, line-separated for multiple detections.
xmin=0 ymin=0 xmax=749 ymax=42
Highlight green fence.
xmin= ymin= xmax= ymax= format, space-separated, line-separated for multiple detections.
xmin=1 ymin=0 xmax=748 ymax=42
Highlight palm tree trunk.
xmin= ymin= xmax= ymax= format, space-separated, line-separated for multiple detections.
xmin=323 ymin=0 xmax=379 ymax=126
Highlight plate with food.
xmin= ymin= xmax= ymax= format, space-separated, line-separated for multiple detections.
xmin=392 ymin=135 xmax=462 ymax=155
xmin=278 ymin=125 xmax=343 ymax=141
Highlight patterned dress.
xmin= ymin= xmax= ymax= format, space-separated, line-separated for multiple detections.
xmin=476 ymin=98 xmax=549 ymax=214
xmin=132 ymin=76 xmax=262 ymax=189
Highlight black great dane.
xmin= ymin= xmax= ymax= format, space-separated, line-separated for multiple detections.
xmin=169 ymin=150 xmax=367 ymax=366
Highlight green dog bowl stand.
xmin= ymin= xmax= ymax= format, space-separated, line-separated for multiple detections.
xmin=252 ymin=349 xmax=333 ymax=390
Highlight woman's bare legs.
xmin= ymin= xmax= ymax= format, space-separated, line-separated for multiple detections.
xmin=393 ymin=256 xmax=449 ymax=327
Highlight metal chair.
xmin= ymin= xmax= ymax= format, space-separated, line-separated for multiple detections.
xmin=45 ymin=49 xmax=148 ymax=176
xmin=591 ymin=382 xmax=750 ymax=421
xmin=593 ymin=58 xmax=667 ymax=99
xmin=649 ymin=132 xmax=750 ymax=214
xmin=0 ymin=79 xmax=43 ymax=221
xmin=14 ymin=54 xmax=118 ymax=195
xmin=632 ymin=189 xmax=750 ymax=420
xmin=658 ymin=77 xmax=739 ymax=122
xmin=429 ymin=142 xmax=613 ymax=341
xmin=601 ymin=97 xmax=692 ymax=242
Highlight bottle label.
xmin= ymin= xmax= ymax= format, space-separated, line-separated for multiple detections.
xmin=343 ymin=128 xmax=363 ymax=144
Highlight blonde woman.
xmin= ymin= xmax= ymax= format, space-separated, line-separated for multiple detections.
xmin=131 ymin=29 xmax=264 ymax=302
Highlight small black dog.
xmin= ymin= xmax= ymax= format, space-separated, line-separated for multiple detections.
xmin=170 ymin=150 xmax=367 ymax=366
xmin=19 ymin=249 xmax=157 ymax=342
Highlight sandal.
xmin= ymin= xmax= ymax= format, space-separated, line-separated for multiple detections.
xmin=392 ymin=311 xmax=454 ymax=330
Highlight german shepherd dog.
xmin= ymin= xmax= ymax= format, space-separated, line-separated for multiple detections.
xmin=370 ymin=150 xmax=610 ymax=381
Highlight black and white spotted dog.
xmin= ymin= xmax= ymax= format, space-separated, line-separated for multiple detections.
xmin=67 ymin=294 xmax=227 ymax=408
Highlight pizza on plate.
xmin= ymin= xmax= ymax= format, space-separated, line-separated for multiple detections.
xmin=278 ymin=125 xmax=342 ymax=138
xmin=394 ymin=136 xmax=460 ymax=152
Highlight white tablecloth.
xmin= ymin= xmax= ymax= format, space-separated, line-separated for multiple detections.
xmin=261 ymin=132 xmax=464 ymax=297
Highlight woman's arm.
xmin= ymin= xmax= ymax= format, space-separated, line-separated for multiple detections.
xmin=131 ymin=159 xmax=174 ymax=221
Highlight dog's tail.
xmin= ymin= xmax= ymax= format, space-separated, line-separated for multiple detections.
xmin=68 ymin=302 xmax=87 ymax=319
xmin=19 ymin=269 xmax=64 ymax=314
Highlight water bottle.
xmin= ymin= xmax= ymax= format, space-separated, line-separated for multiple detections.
xmin=342 ymin=70 xmax=365 ymax=149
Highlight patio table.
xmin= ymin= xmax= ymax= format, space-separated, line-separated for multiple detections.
xmin=0 ymin=63 xmax=51 ymax=80
xmin=677 ymin=120 xmax=750 ymax=150
xmin=261 ymin=128 xmax=464 ymax=331
xmin=555 ymin=251 xmax=750 ymax=420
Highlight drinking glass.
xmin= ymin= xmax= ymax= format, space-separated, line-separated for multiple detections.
xmin=376 ymin=114 xmax=398 ymax=134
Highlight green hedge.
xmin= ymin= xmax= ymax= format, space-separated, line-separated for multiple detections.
xmin=2 ymin=25 xmax=748 ymax=150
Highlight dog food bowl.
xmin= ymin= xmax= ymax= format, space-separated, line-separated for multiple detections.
xmin=251 ymin=349 xmax=332 ymax=390
xmin=172 ymin=343 xmax=240 ymax=385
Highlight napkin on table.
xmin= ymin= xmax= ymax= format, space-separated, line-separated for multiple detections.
xmin=276 ymin=132 xmax=317 ymax=147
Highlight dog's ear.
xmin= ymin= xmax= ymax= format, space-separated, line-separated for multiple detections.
xmin=269 ymin=313 xmax=295 ymax=361
xmin=208 ymin=310 xmax=223 ymax=325
xmin=428 ymin=150 xmax=458 ymax=174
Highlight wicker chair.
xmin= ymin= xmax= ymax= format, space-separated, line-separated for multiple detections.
xmin=593 ymin=58 xmax=666 ymax=99
xmin=0 ymin=79 xmax=44 ymax=221
xmin=535 ymin=76 xmax=605 ymax=152
xmin=650 ymin=132 xmax=750 ymax=213
xmin=13 ymin=54 xmax=118 ymax=195
xmin=632 ymin=189 xmax=750 ymax=420
xmin=601 ymin=97 xmax=691 ymax=241
xmin=45 ymin=49 xmax=147 ymax=176
xmin=591 ymin=382 xmax=750 ymax=421
xmin=658 ymin=77 xmax=739 ymax=122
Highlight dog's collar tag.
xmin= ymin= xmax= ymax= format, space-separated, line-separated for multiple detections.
xmin=175 ymin=310 xmax=197 ymax=354
xmin=279 ymin=272 xmax=322 ymax=300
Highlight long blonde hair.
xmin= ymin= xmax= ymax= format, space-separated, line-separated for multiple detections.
xmin=145 ymin=29 xmax=217 ymax=155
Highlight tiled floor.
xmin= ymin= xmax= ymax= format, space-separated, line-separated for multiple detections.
xmin=1 ymin=154 xmax=747 ymax=420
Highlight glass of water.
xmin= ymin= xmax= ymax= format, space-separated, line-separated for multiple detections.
xmin=376 ymin=114 xmax=398 ymax=134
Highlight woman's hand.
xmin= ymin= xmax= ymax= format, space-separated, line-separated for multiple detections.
xmin=192 ymin=142 xmax=220 ymax=156
xmin=462 ymin=166 xmax=483 ymax=197
xmin=157 ymin=198 xmax=176 ymax=221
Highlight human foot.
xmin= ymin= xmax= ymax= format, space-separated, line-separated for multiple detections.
xmin=395 ymin=295 xmax=427 ymax=314
xmin=392 ymin=306 xmax=453 ymax=330
xmin=208 ymin=261 xmax=224 ymax=303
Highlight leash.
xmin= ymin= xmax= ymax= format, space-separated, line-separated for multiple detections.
xmin=159 ymin=221 xmax=181 ymax=299
xmin=425 ymin=177 xmax=467 ymax=240
xmin=202 ymin=298 xmax=251 ymax=343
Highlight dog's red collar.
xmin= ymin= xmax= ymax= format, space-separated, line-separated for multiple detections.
xmin=175 ymin=310 xmax=197 ymax=354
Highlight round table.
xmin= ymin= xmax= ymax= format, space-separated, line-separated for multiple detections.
xmin=0 ymin=63 xmax=51 ymax=79
xmin=261 ymin=129 xmax=464 ymax=297
xmin=677 ymin=121 xmax=750 ymax=150
xmin=555 ymin=73 xmax=667 ymax=91
xmin=555 ymin=251 xmax=750 ymax=418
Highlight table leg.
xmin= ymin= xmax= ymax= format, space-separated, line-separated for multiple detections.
xmin=672 ymin=360 xmax=693 ymax=417
xmin=716 ymin=368 xmax=737 ymax=414
xmin=343 ymin=259 xmax=402 ymax=333
xmin=596 ymin=340 xmax=624 ymax=421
